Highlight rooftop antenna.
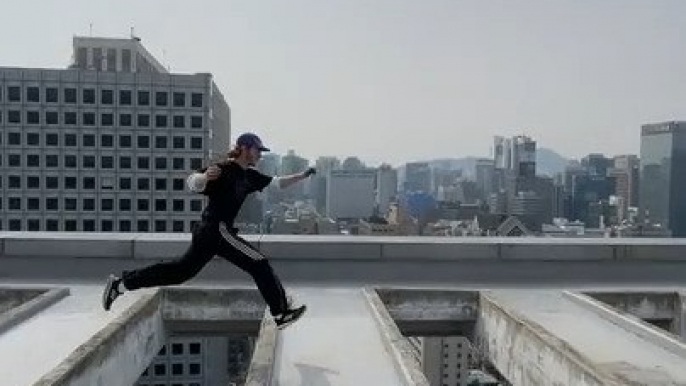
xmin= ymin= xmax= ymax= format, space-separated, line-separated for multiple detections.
xmin=89 ymin=23 xmax=93 ymax=37
xmin=130 ymin=26 xmax=141 ymax=42
xmin=163 ymin=48 xmax=171 ymax=72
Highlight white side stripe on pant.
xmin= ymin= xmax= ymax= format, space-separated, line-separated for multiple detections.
xmin=219 ymin=223 xmax=265 ymax=261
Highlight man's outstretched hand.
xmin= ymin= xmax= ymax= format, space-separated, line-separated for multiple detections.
xmin=303 ymin=167 xmax=317 ymax=178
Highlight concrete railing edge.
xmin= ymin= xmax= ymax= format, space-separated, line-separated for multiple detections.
xmin=2 ymin=232 xmax=686 ymax=261
xmin=244 ymin=310 xmax=278 ymax=386
xmin=563 ymin=291 xmax=686 ymax=360
xmin=0 ymin=287 xmax=70 ymax=336
xmin=478 ymin=291 xmax=623 ymax=386
xmin=32 ymin=290 xmax=164 ymax=386
xmin=362 ymin=287 xmax=431 ymax=386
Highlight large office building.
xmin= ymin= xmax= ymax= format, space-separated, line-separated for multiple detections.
xmin=0 ymin=36 xmax=231 ymax=232
xmin=326 ymin=169 xmax=376 ymax=220
xmin=640 ymin=121 xmax=686 ymax=237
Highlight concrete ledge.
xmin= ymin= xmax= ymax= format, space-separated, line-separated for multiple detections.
xmin=3 ymin=233 xmax=686 ymax=263
xmin=626 ymin=243 xmax=686 ymax=260
xmin=584 ymin=291 xmax=678 ymax=321
xmin=259 ymin=236 xmax=382 ymax=260
xmin=244 ymin=311 xmax=277 ymax=386
xmin=499 ymin=243 xmax=615 ymax=261
xmin=382 ymin=241 xmax=498 ymax=260
xmin=0 ymin=287 xmax=70 ymax=336
xmin=477 ymin=292 xmax=619 ymax=386
xmin=133 ymin=234 xmax=189 ymax=260
xmin=163 ymin=287 xmax=265 ymax=334
xmin=33 ymin=290 xmax=164 ymax=386
xmin=375 ymin=288 xmax=477 ymax=336
xmin=363 ymin=288 xmax=430 ymax=386
xmin=1 ymin=233 xmax=134 ymax=259
xmin=564 ymin=291 xmax=686 ymax=360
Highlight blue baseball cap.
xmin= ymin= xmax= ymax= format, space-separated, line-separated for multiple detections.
xmin=236 ymin=132 xmax=270 ymax=152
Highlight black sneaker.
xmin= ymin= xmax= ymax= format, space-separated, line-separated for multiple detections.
xmin=275 ymin=305 xmax=307 ymax=330
xmin=102 ymin=274 xmax=123 ymax=311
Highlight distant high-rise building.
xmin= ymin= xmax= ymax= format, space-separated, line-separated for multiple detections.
xmin=640 ymin=121 xmax=686 ymax=237
xmin=341 ymin=156 xmax=365 ymax=170
xmin=135 ymin=336 xmax=255 ymax=386
xmin=404 ymin=162 xmax=432 ymax=193
xmin=326 ymin=170 xmax=376 ymax=219
xmin=493 ymin=135 xmax=536 ymax=177
xmin=582 ymin=154 xmax=612 ymax=178
xmin=512 ymin=135 xmax=537 ymax=177
xmin=280 ymin=150 xmax=309 ymax=200
xmin=569 ymin=157 xmax=616 ymax=225
xmin=408 ymin=337 xmax=475 ymax=386
xmin=376 ymin=164 xmax=398 ymax=216
xmin=432 ymin=169 xmax=463 ymax=195
xmin=258 ymin=153 xmax=281 ymax=176
xmin=71 ymin=36 xmax=167 ymax=73
xmin=610 ymin=155 xmax=640 ymax=219
xmin=475 ymin=158 xmax=495 ymax=199
xmin=315 ymin=156 xmax=341 ymax=174
xmin=0 ymin=36 xmax=231 ymax=233
xmin=310 ymin=156 xmax=341 ymax=213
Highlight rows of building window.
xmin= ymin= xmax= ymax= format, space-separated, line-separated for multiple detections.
xmin=137 ymin=342 xmax=203 ymax=386
xmin=0 ymin=219 xmax=199 ymax=233
xmin=0 ymin=110 xmax=205 ymax=128
xmin=0 ymin=86 xmax=204 ymax=108
xmin=0 ymin=196 xmax=203 ymax=212
xmin=0 ymin=175 xmax=201 ymax=192
xmin=0 ymin=154 xmax=204 ymax=170
xmin=0 ymin=132 xmax=204 ymax=150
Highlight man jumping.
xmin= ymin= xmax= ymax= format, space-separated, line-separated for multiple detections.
xmin=102 ymin=133 xmax=314 ymax=329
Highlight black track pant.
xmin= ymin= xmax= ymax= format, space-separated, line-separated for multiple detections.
xmin=121 ymin=221 xmax=288 ymax=316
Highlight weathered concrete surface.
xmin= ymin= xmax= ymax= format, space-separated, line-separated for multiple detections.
xmin=587 ymin=291 xmax=678 ymax=321
xmin=163 ymin=287 xmax=264 ymax=335
xmin=245 ymin=311 xmax=278 ymax=386
xmin=586 ymin=291 xmax=680 ymax=335
xmin=5 ymin=234 xmax=686 ymax=287
xmin=34 ymin=291 xmax=164 ymax=386
xmin=273 ymin=288 xmax=406 ymax=386
xmin=0 ymin=287 xmax=45 ymax=313
xmin=476 ymin=291 xmax=613 ymax=386
xmin=375 ymin=288 xmax=477 ymax=336
xmin=0 ymin=287 xmax=69 ymax=335
xmin=0 ymin=285 xmax=158 ymax=386
xmin=363 ymin=288 xmax=430 ymax=386
xmin=565 ymin=292 xmax=686 ymax=363
xmin=480 ymin=290 xmax=686 ymax=385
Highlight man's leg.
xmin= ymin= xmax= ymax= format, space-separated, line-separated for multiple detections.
xmin=102 ymin=222 xmax=218 ymax=310
xmin=215 ymin=226 xmax=289 ymax=316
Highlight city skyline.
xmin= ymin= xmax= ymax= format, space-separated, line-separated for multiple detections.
xmin=1 ymin=0 xmax=685 ymax=165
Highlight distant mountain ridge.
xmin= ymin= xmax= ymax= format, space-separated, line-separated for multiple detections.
xmin=412 ymin=148 xmax=569 ymax=177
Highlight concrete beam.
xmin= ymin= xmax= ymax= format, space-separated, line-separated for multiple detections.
xmin=259 ymin=235 xmax=383 ymax=260
xmin=1 ymin=233 xmax=134 ymax=259
xmin=162 ymin=287 xmax=265 ymax=335
xmin=476 ymin=292 xmax=618 ymax=386
xmin=245 ymin=311 xmax=277 ymax=386
xmin=132 ymin=234 xmax=189 ymax=260
xmin=381 ymin=239 xmax=498 ymax=260
xmin=678 ymin=293 xmax=686 ymax=341
xmin=362 ymin=288 xmax=430 ymax=386
xmin=374 ymin=288 xmax=477 ymax=336
xmin=0 ymin=287 xmax=69 ymax=335
xmin=32 ymin=291 xmax=164 ymax=386
xmin=565 ymin=292 xmax=686 ymax=360
xmin=584 ymin=291 xmax=678 ymax=322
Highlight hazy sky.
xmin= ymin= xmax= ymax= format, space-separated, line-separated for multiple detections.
xmin=2 ymin=0 xmax=685 ymax=166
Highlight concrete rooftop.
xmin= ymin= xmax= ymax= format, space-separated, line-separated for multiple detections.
xmin=2 ymin=232 xmax=686 ymax=385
